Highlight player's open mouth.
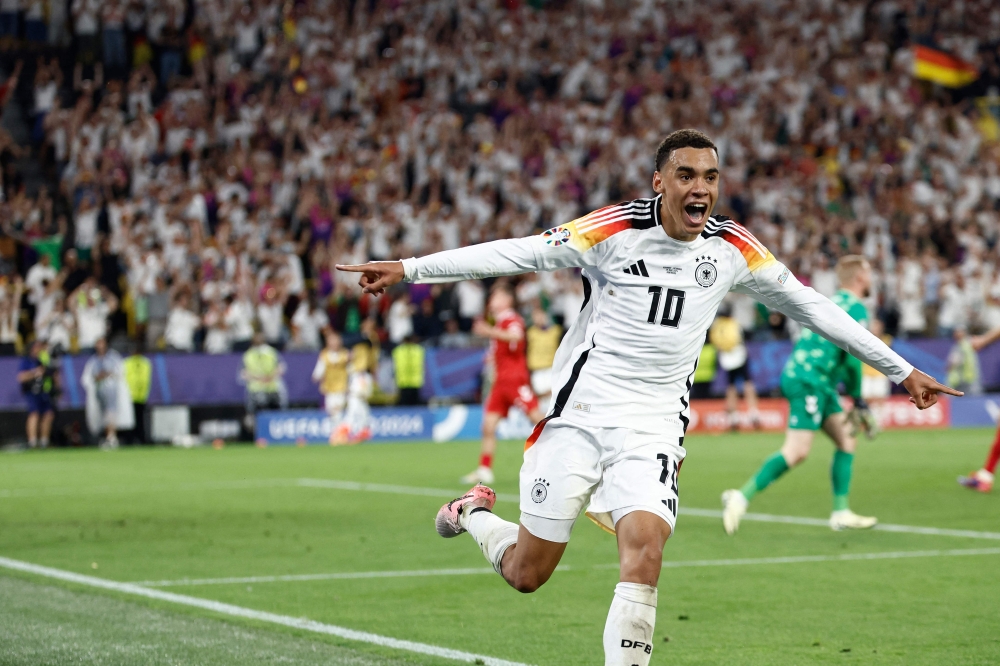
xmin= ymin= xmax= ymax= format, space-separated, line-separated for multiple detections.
xmin=684 ymin=203 xmax=708 ymax=223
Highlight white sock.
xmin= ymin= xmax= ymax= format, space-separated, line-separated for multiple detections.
xmin=461 ymin=508 xmax=519 ymax=575
xmin=603 ymin=582 xmax=658 ymax=666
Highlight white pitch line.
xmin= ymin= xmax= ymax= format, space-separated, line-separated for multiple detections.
xmin=0 ymin=478 xmax=298 ymax=499
xmin=0 ymin=556 xmax=531 ymax=666
xmin=296 ymin=478 xmax=1000 ymax=541
xmin=132 ymin=548 xmax=1000 ymax=588
xmin=296 ymin=478 xmax=521 ymax=503
xmin=135 ymin=566 xmax=500 ymax=587
xmin=679 ymin=507 xmax=1000 ymax=540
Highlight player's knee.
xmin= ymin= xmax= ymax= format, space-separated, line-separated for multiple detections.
xmin=509 ymin=568 xmax=545 ymax=594
xmin=787 ymin=450 xmax=807 ymax=466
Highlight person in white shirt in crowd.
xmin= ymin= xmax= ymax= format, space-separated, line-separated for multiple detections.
xmin=24 ymin=253 xmax=56 ymax=312
xmin=386 ymin=292 xmax=414 ymax=345
xmin=70 ymin=279 xmax=118 ymax=353
xmin=201 ymin=301 xmax=231 ymax=354
xmin=37 ymin=298 xmax=74 ymax=355
xmin=454 ymin=280 xmax=485 ymax=332
xmin=288 ymin=293 xmax=329 ymax=351
xmin=0 ymin=276 xmax=23 ymax=355
xmin=256 ymin=283 xmax=287 ymax=349
xmin=225 ymin=292 xmax=255 ymax=352
xmin=164 ymin=291 xmax=201 ymax=352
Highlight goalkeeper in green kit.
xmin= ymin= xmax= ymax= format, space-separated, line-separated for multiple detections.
xmin=722 ymin=256 xmax=881 ymax=533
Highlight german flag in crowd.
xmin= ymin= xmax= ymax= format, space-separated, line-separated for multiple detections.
xmin=913 ymin=45 xmax=979 ymax=88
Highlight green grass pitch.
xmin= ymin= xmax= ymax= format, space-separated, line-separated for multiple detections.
xmin=1 ymin=428 xmax=999 ymax=665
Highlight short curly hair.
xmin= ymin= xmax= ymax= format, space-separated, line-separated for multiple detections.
xmin=654 ymin=129 xmax=718 ymax=171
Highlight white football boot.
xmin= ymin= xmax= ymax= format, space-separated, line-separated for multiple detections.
xmin=460 ymin=465 xmax=495 ymax=485
xmin=721 ymin=489 xmax=748 ymax=535
xmin=829 ymin=509 xmax=877 ymax=531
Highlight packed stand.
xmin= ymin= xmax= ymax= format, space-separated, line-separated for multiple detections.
xmin=0 ymin=0 xmax=994 ymax=362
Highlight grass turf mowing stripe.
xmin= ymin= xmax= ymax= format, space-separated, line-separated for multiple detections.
xmin=5 ymin=476 xmax=999 ymax=541
xmin=296 ymin=478 xmax=1000 ymax=541
xmin=131 ymin=548 xmax=1000 ymax=587
xmin=0 ymin=556 xmax=532 ymax=666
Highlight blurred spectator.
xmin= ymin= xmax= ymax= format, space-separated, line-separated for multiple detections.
xmin=288 ymin=293 xmax=328 ymax=351
xmin=164 ymin=291 xmax=200 ymax=352
xmin=393 ymin=334 xmax=424 ymax=406
xmin=412 ymin=297 xmax=443 ymax=341
xmin=948 ymin=328 xmax=983 ymax=396
xmin=526 ymin=307 xmax=562 ymax=407
xmin=122 ymin=343 xmax=151 ymax=444
xmin=455 ymin=281 xmax=485 ymax=332
xmin=386 ymin=293 xmax=413 ymax=345
xmin=241 ymin=330 xmax=286 ymax=433
xmin=18 ymin=339 xmax=57 ymax=448
xmin=70 ymin=279 xmax=117 ymax=353
xmin=81 ymin=337 xmax=132 ymax=448
xmin=0 ymin=276 xmax=22 ymax=355
xmin=710 ymin=306 xmax=760 ymax=429
xmin=438 ymin=317 xmax=472 ymax=349
xmin=691 ymin=332 xmax=718 ymax=400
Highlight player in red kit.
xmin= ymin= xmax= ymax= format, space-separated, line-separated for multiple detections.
xmin=958 ymin=327 xmax=1000 ymax=492
xmin=462 ymin=284 xmax=545 ymax=484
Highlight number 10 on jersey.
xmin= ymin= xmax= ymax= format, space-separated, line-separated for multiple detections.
xmin=647 ymin=287 xmax=685 ymax=327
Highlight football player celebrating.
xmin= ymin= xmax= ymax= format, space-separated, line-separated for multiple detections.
xmin=722 ymin=255 xmax=883 ymax=534
xmin=463 ymin=284 xmax=546 ymax=485
xmin=338 ymin=129 xmax=959 ymax=666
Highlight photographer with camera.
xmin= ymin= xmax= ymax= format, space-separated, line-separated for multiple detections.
xmin=18 ymin=339 xmax=58 ymax=448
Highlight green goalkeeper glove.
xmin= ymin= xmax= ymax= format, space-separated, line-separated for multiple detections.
xmin=847 ymin=398 xmax=879 ymax=439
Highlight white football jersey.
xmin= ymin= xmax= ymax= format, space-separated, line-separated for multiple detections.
xmin=403 ymin=195 xmax=913 ymax=438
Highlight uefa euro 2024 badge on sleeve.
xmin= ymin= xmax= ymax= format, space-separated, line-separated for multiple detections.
xmin=543 ymin=226 xmax=571 ymax=246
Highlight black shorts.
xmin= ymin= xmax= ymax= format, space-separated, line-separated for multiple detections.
xmin=690 ymin=383 xmax=713 ymax=400
xmin=726 ymin=362 xmax=750 ymax=385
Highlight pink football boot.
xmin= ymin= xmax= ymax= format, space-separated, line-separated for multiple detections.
xmin=435 ymin=484 xmax=497 ymax=537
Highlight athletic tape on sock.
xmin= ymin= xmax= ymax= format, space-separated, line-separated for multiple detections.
xmin=466 ymin=510 xmax=519 ymax=576
xmin=614 ymin=582 xmax=657 ymax=607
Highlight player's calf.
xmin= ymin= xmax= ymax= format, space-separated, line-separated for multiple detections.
xmin=497 ymin=525 xmax=567 ymax=593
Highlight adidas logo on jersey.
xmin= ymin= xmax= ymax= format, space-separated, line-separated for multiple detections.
xmin=623 ymin=259 xmax=650 ymax=277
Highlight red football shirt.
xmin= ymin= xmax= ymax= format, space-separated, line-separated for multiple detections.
xmin=490 ymin=310 xmax=530 ymax=382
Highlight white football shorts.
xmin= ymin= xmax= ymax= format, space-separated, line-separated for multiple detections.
xmin=530 ymin=368 xmax=553 ymax=396
xmin=519 ymin=418 xmax=686 ymax=543
xmin=324 ymin=392 xmax=346 ymax=415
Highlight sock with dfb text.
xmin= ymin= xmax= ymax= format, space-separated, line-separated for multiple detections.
xmin=603 ymin=582 xmax=657 ymax=666
xmin=460 ymin=507 xmax=518 ymax=575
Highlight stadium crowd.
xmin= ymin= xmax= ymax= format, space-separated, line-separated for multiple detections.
xmin=0 ymin=0 xmax=996 ymax=358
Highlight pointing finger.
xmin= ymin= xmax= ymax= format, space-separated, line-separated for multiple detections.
xmin=336 ymin=264 xmax=369 ymax=272
xmin=932 ymin=382 xmax=964 ymax=397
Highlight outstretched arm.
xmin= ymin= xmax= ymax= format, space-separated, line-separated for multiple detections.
xmin=735 ymin=261 xmax=962 ymax=409
xmin=338 ymin=230 xmax=593 ymax=295
xmin=971 ymin=326 xmax=1000 ymax=352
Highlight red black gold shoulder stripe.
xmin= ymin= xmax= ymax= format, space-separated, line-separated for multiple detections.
xmin=555 ymin=195 xmax=659 ymax=251
xmin=700 ymin=216 xmax=775 ymax=272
